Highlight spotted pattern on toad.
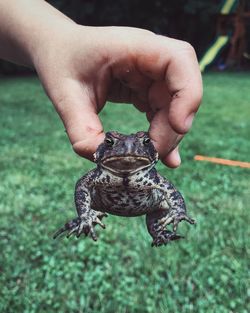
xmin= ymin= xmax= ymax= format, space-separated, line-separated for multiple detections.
xmin=54 ymin=131 xmax=195 ymax=247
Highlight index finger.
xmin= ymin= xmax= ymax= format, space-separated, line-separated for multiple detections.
xmin=135 ymin=35 xmax=202 ymax=134
xmin=165 ymin=40 xmax=203 ymax=134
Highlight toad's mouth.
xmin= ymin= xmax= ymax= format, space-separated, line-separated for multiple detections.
xmin=102 ymin=156 xmax=152 ymax=175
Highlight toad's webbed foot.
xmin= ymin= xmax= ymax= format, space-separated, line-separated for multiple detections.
xmin=159 ymin=211 xmax=195 ymax=232
xmin=151 ymin=230 xmax=183 ymax=247
xmin=146 ymin=210 xmax=195 ymax=247
xmin=53 ymin=210 xmax=107 ymax=241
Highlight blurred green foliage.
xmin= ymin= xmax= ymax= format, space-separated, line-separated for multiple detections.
xmin=0 ymin=73 xmax=249 ymax=312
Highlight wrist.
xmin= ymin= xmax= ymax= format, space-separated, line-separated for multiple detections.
xmin=0 ymin=0 xmax=76 ymax=68
xmin=30 ymin=20 xmax=77 ymax=71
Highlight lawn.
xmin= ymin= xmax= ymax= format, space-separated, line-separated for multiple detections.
xmin=0 ymin=72 xmax=249 ymax=313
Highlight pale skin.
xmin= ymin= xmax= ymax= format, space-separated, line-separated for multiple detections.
xmin=0 ymin=0 xmax=202 ymax=168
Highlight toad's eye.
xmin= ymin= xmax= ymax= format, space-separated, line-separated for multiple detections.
xmin=105 ymin=137 xmax=114 ymax=146
xmin=143 ymin=137 xmax=151 ymax=145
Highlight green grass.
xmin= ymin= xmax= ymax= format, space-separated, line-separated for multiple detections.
xmin=0 ymin=72 xmax=249 ymax=313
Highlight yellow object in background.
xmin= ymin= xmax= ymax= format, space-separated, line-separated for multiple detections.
xmin=199 ymin=36 xmax=229 ymax=72
xmin=199 ymin=0 xmax=237 ymax=72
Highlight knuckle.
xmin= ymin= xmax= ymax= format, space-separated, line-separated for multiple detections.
xmin=180 ymin=41 xmax=196 ymax=56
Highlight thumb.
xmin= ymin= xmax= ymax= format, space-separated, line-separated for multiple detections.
xmin=49 ymin=79 xmax=105 ymax=160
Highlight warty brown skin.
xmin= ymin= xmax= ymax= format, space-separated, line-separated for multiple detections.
xmin=54 ymin=131 xmax=195 ymax=247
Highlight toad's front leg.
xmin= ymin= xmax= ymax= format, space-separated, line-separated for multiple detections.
xmin=158 ymin=179 xmax=195 ymax=233
xmin=53 ymin=175 xmax=107 ymax=241
xmin=146 ymin=210 xmax=183 ymax=247
xmin=146 ymin=178 xmax=195 ymax=247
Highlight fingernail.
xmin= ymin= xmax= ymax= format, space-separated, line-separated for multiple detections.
xmin=185 ymin=113 xmax=195 ymax=130
xmin=175 ymin=150 xmax=181 ymax=165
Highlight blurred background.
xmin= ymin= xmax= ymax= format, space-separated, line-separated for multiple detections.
xmin=0 ymin=1 xmax=249 ymax=313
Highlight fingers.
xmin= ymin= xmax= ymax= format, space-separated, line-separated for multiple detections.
xmin=38 ymin=27 xmax=202 ymax=167
xmin=148 ymin=106 xmax=182 ymax=166
xmin=165 ymin=40 xmax=203 ymax=134
xmin=163 ymin=147 xmax=181 ymax=168
xmin=149 ymin=115 xmax=182 ymax=168
xmin=134 ymin=35 xmax=202 ymax=165
xmin=147 ymin=82 xmax=183 ymax=167
xmin=48 ymin=78 xmax=105 ymax=160
xmin=135 ymin=36 xmax=202 ymax=135
xmin=108 ymin=60 xmax=152 ymax=112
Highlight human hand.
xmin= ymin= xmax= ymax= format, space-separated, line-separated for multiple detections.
xmin=0 ymin=1 xmax=202 ymax=167
xmin=33 ymin=25 xmax=202 ymax=167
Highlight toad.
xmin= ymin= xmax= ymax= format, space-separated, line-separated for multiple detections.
xmin=54 ymin=131 xmax=195 ymax=247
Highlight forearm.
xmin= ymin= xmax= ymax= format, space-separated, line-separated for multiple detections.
xmin=0 ymin=0 xmax=75 ymax=67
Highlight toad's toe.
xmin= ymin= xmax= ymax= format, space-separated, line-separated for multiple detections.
xmin=151 ymin=230 xmax=183 ymax=247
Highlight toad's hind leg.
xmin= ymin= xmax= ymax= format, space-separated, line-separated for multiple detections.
xmin=146 ymin=210 xmax=183 ymax=247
